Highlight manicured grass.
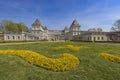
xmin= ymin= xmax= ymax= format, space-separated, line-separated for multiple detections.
xmin=0 ymin=42 xmax=120 ymax=80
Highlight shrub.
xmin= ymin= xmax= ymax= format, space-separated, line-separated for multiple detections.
xmin=99 ymin=53 xmax=120 ymax=63
xmin=0 ymin=40 xmax=48 ymax=43
xmin=0 ymin=50 xmax=80 ymax=71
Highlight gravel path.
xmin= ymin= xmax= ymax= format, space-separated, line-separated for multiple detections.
xmin=0 ymin=41 xmax=120 ymax=46
xmin=0 ymin=42 xmax=45 ymax=45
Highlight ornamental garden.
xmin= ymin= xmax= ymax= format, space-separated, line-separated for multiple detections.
xmin=0 ymin=42 xmax=120 ymax=80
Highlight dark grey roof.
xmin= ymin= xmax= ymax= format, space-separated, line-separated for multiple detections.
xmin=70 ymin=19 xmax=80 ymax=29
xmin=44 ymin=26 xmax=48 ymax=30
xmin=72 ymin=19 xmax=79 ymax=25
xmin=64 ymin=26 xmax=69 ymax=30
xmin=32 ymin=19 xmax=42 ymax=26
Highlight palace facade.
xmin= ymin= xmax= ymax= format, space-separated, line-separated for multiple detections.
xmin=0 ymin=19 xmax=120 ymax=41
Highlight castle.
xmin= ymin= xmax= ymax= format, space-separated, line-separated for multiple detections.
xmin=0 ymin=19 xmax=120 ymax=41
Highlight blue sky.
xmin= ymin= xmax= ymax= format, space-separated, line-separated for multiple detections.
xmin=0 ymin=0 xmax=120 ymax=31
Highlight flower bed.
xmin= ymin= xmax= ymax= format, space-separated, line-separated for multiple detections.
xmin=55 ymin=45 xmax=89 ymax=51
xmin=0 ymin=50 xmax=80 ymax=71
xmin=99 ymin=53 xmax=120 ymax=63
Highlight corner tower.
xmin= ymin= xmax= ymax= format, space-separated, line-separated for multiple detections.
xmin=31 ymin=19 xmax=48 ymax=40
xmin=32 ymin=19 xmax=44 ymax=31
xmin=69 ymin=19 xmax=81 ymax=36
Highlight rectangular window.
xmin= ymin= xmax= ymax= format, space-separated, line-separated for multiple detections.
xmin=36 ymin=32 xmax=37 ymax=34
xmin=76 ymin=28 xmax=78 ymax=31
xmin=73 ymin=32 xmax=77 ymax=35
xmin=73 ymin=28 xmax=75 ymax=31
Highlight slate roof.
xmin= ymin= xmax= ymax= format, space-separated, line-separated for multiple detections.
xmin=70 ymin=19 xmax=80 ymax=29
xmin=64 ymin=26 xmax=69 ymax=30
xmin=32 ymin=19 xmax=42 ymax=26
xmin=44 ymin=26 xmax=48 ymax=30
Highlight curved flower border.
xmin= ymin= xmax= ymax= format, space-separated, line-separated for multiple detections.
xmin=99 ymin=53 xmax=120 ymax=63
xmin=55 ymin=45 xmax=89 ymax=51
xmin=0 ymin=50 xmax=80 ymax=71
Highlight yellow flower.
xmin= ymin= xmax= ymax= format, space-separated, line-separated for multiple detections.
xmin=55 ymin=45 xmax=89 ymax=51
xmin=99 ymin=53 xmax=120 ymax=63
xmin=0 ymin=50 xmax=80 ymax=71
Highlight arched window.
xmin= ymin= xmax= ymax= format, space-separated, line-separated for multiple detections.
xmin=89 ymin=37 xmax=91 ymax=40
xmin=98 ymin=37 xmax=100 ymax=40
xmin=88 ymin=37 xmax=89 ymax=40
xmin=102 ymin=37 xmax=104 ymax=40
xmin=18 ymin=36 xmax=20 ymax=40
xmin=94 ymin=37 xmax=96 ymax=41
xmin=13 ymin=36 xmax=15 ymax=40
xmin=7 ymin=36 xmax=9 ymax=39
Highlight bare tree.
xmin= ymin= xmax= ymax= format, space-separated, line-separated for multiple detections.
xmin=111 ymin=19 xmax=120 ymax=32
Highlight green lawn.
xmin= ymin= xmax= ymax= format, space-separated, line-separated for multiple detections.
xmin=0 ymin=42 xmax=120 ymax=80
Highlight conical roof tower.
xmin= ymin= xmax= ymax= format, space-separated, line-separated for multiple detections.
xmin=32 ymin=19 xmax=42 ymax=26
xmin=70 ymin=19 xmax=80 ymax=29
